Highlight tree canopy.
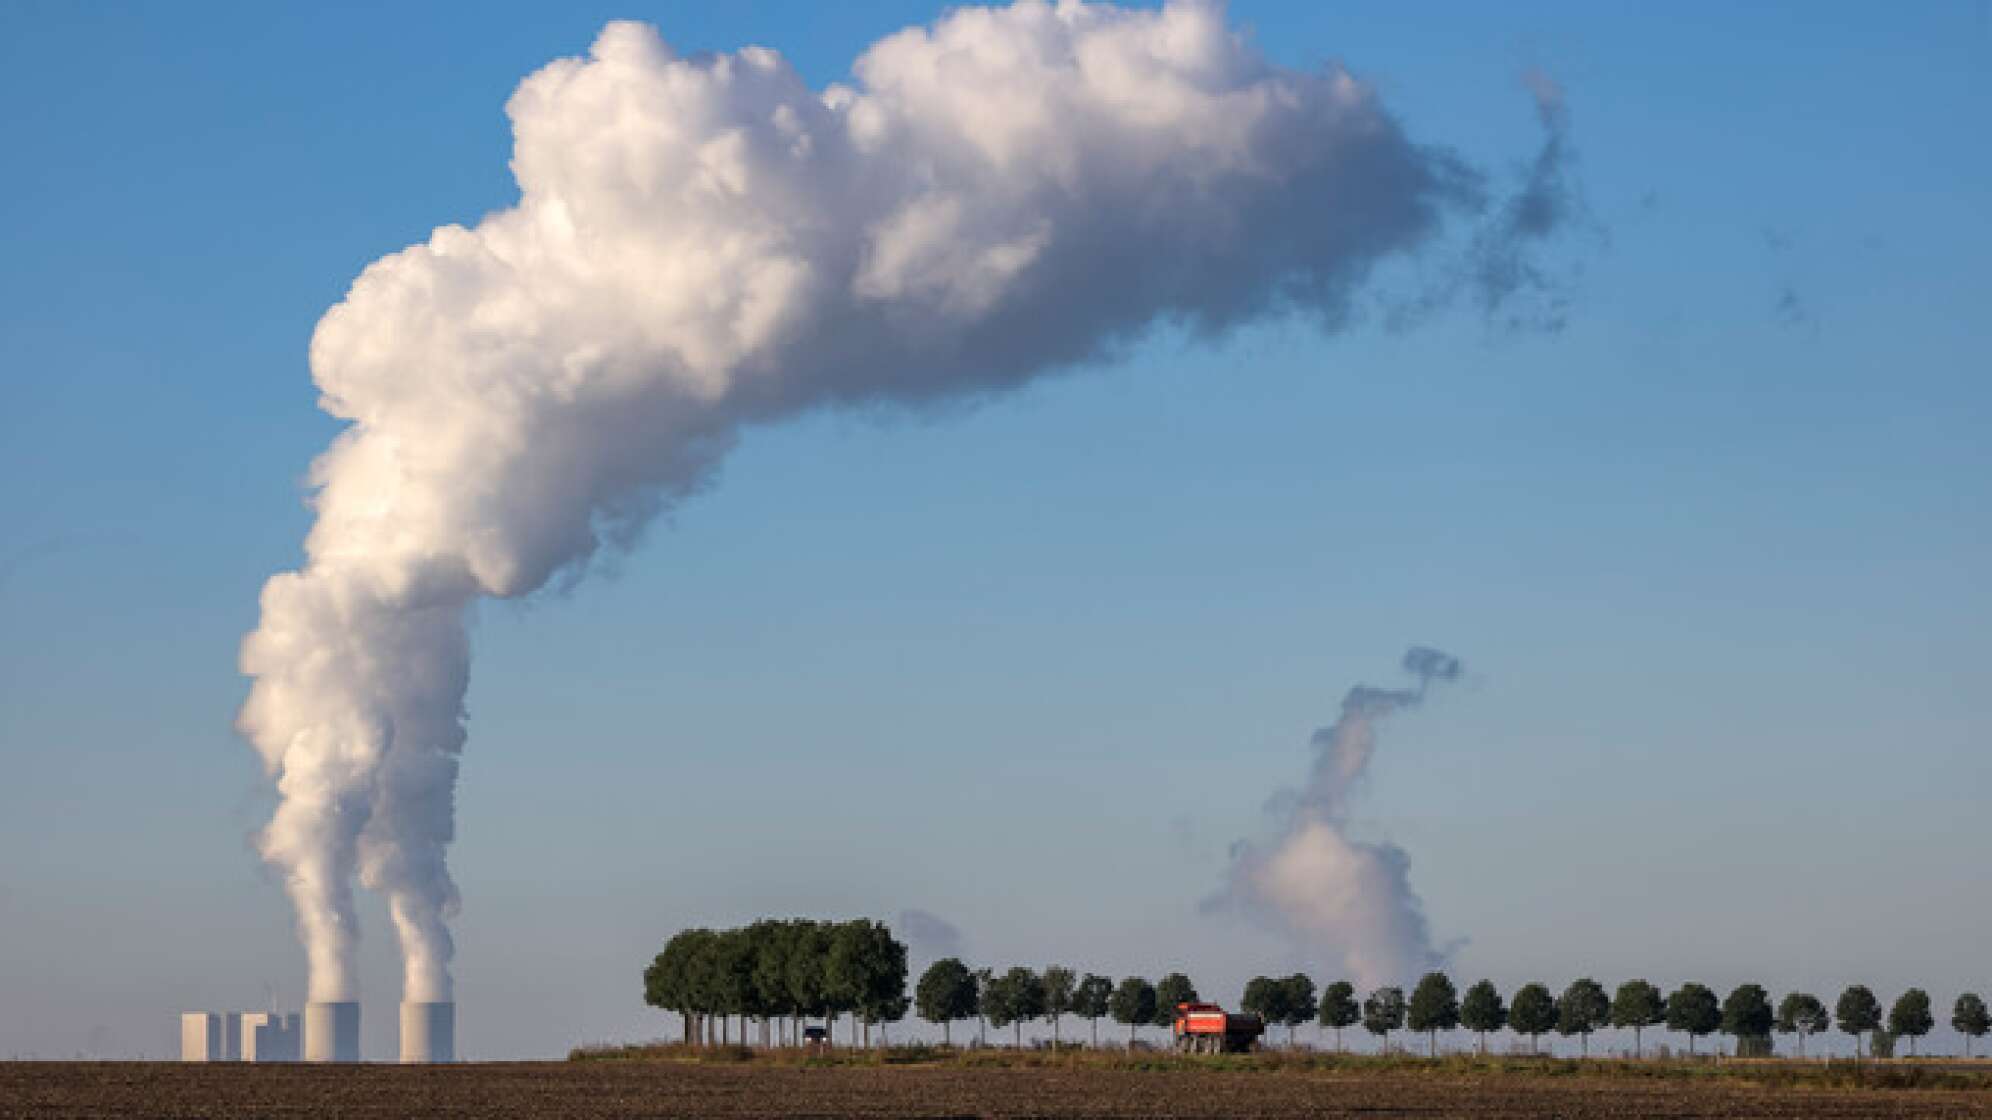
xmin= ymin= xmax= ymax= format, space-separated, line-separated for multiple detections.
xmin=1043 ymin=966 xmax=1077 ymax=1046
xmin=1109 ymin=976 xmax=1156 ymax=1044
xmin=1072 ymin=974 xmax=1115 ymax=1046
xmin=1362 ymin=986 xmax=1407 ymax=1050
xmin=645 ymin=920 xmax=908 ymax=1046
xmin=1406 ymin=972 xmax=1460 ymax=1056
xmin=1888 ymin=989 xmax=1934 ymax=1056
xmin=1510 ymin=983 xmax=1557 ymax=1053
xmin=914 ymin=957 xmax=978 ymax=1045
xmin=1774 ymin=992 xmax=1829 ymax=1057
xmin=983 ymin=966 xmax=1048 ymax=1047
xmin=1665 ymin=983 xmax=1721 ymax=1055
xmin=1611 ymin=980 xmax=1666 ymax=1058
xmin=1836 ymin=985 xmax=1882 ymax=1058
xmin=1318 ymin=981 xmax=1360 ymax=1050
xmin=1557 ymin=978 xmax=1610 ymax=1056
xmin=1954 ymin=993 xmax=1990 ymax=1058
xmin=1459 ymin=980 xmax=1507 ymax=1054
xmin=1720 ymin=984 xmax=1774 ymax=1054
xmin=1153 ymin=973 xmax=1199 ymax=1026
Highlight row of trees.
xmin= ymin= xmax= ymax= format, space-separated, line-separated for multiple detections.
xmin=645 ymin=926 xmax=1992 ymax=1058
xmin=642 ymin=920 xmax=908 ymax=1047
xmin=1285 ymin=973 xmax=1991 ymax=1059
xmin=914 ymin=960 xmax=1202 ymax=1047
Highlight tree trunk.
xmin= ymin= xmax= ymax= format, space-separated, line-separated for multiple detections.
xmin=943 ymin=1020 xmax=951 ymax=1046
xmin=1581 ymin=1032 xmax=1588 ymax=1058
xmin=1477 ymin=1030 xmax=1485 ymax=1057
xmin=1091 ymin=1017 xmax=1098 ymax=1047
xmin=1633 ymin=1026 xmax=1641 ymax=1059
xmin=1129 ymin=1021 xmax=1136 ymax=1046
xmin=1014 ymin=1021 xmax=1022 ymax=1049
xmin=1052 ymin=1014 xmax=1060 ymax=1047
xmin=1429 ymin=1030 xmax=1436 ymax=1057
xmin=1336 ymin=1027 xmax=1343 ymax=1053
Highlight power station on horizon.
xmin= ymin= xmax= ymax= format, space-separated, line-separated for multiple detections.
xmin=180 ymin=1000 xmax=453 ymax=1063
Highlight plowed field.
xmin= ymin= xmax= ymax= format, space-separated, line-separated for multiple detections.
xmin=6 ymin=1061 xmax=1990 ymax=1119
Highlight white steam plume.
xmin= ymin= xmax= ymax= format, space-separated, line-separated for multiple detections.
xmin=239 ymin=2 xmax=1565 ymax=1004
xmin=1209 ymin=648 xmax=1462 ymax=987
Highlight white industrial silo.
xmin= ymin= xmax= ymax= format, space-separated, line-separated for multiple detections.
xmin=399 ymin=1002 xmax=455 ymax=1063
xmin=303 ymin=1001 xmax=360 ymax=1062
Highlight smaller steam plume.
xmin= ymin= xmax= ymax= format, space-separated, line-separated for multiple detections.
xmin=1209 ymin=647 xmax=1461 ymax=987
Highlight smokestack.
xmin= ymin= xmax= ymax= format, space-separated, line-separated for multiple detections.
xmin=303 ymin=1001 xmax=360 ymax=1062
xmin=399 ymin=1001 xmax=455 ymax=1063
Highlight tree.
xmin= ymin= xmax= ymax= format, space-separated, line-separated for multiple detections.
xmin=983 ymin=967 xmax=1047 ymax=1048
xmin=1042 ymin=967 xmax=1077 ymax=1047
xmin=1666 ymin=983 xmax=1721 ymax=1056
xmin=1611 ymin=980 xmax=1666 ymax=1059
xmin=1558 ymin=979 xmax=1610 ymax=1057
xmin=827 ymin=920 xmax=908 ymax=1049
xmin=1721 ymin=984 xmax=1774 ymax=1056
xmin=1072 ymin=974 xmax=1115 ymax=1047
xmin=1954 ymin=993 xmax=1990 ymax=1059
xmin=1459 ymin=980 xmax=1507 ymax=1055
xmin=1362 ymin=987 xmax=1406 ymax=1053
xmin=1888 ymin=989 xmax=1934 ymax=1056
xmin=1774 ymin=992 xmax=1829 ymax=1058
xmin=1836 ymin=985 xmax=1882 ymax=1059
xmin=1406 ymin=972 xmax=1460 ymax=1057
xmin=915 ymin=958 xmax=978 ymax=1046
xmin=1318 ymin=981 xmax=1360 ymax=1052
xmin=1110 ymin=976 xmax=1157 ymax=1046
xmin=1153 ymin=973 xmax=1199 ymax=1029
xmin=1510 ymin=983 xmax=1557 ymax=1055
xmin=1278 ymin=974 xmax=1317 ymax=1047
xmin=1240 ymin=976 xmax=1280 ymax=1028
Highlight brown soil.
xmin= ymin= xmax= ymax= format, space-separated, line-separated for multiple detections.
xmin=5 ymin=1061 xmax=1991 ymax=1119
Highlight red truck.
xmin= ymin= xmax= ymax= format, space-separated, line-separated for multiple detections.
xmin=1172 ymin=1002 xmax=1266 ymax=1054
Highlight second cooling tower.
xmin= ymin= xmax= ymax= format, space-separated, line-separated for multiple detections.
xmin=399 ymin=1001 xmax=455 ymax=1063
xmin=303 ymin=1001 xmax=360 ymax=1062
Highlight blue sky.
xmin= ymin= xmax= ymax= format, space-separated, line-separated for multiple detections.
xmin=1 ymin=1 xmax=1988 ymax=1059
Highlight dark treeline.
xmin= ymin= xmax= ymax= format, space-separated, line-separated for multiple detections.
xmin=643 ymin=919 xmax=908 ymax=1048
xmin=645 ymin=926 xmax=1992 ymax=1057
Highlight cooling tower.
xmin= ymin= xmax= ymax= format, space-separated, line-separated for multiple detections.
xmin=399 ymin=1001 xmax=455 ymax=1063
xmin=303 ymin=1001 xmax=360 ymax=1062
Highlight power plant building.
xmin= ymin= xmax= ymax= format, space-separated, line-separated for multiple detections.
xmin=241 ymin=1012 xmax=301 ymax=1061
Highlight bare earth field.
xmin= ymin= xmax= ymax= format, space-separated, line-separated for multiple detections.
xmin=6 ymin=1062 xmax=1992 ymax=1120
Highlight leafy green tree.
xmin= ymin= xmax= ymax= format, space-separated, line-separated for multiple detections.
xmin=1240 ymin=976 xmax=1280 ymax=1025
xmin=1721 ymin=984 xmax=1774 ymax=1056
xmin=1611 ymin=980 xmax=1665 ymax=1058
xmin=1510 ymin=983 xmax=1557 ymax=1055
xmin=1277 ymin=974 xmax=1317 ymax=1047
xmin=983 ymin=967 xmax=1048 ymax=1048
xmin=915 ymin=957 xmax=978 ymax=1045
xmin=1836 ymin=985 xmax=1882 ymax=1059
xmin=1072 ymin=974 xmax=1115 ymax=1047
xmin=1110 ymin=976 xmax=1157 ymax=1046
xmin=1666 ymin=983 xmax=1721 ymax=1056
xmin=1406 ymin=972 xmax=1460 ymax=1056
xmin=1774 ymin=992 xmax=1829 ymax=1058
xmin=1318 ymin=981 xmax=1360 ymax=1052
xmin=1153 ymin=973 xmax=1200 ymax=1028
xmin=827 ymin=920 xmax=908 ymax=1048
xmin=1888 ymin=989 xmax=1934 ymax=1056
xmin=1362 ymin=986 xmax=1406 ymax=1053
xmin=1042 ymin=967 xmax=1076 ymax=1047
xmin=1459 ymin=980 xmax=1507 ymax=1055
xmin=1954 ymin=993 xmax=1990 ymax=1059
xmin=1557 ymin=979 xmax=1610 ymax=1057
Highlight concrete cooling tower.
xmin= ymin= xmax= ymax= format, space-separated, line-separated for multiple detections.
xmin=303 ymin=1001 xmax=360 ymax=1062
xmin=399 ymin=1001 xmax=455 ymax=1063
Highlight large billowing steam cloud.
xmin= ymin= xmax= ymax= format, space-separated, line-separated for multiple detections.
xmin=240 ymin=1 xmax=1567 ymax=1004
xmin=1211 ymin=648 xmax=1462 ymax=987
